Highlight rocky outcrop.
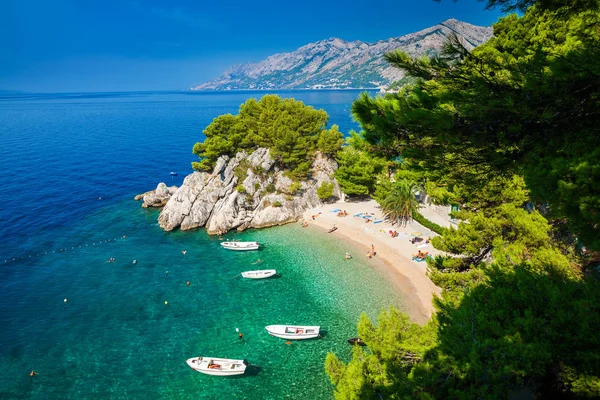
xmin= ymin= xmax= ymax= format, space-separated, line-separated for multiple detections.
xmin=134 ymin=183 xmax=178 ymax=208
xmin=190 ymin=19 xmax=493 ymax=91
xmin=156 ymin=148 xmax=340 ymax=233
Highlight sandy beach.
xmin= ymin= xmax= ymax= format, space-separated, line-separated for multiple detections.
xmin=302 ymin=200 xmax=442 ymax=324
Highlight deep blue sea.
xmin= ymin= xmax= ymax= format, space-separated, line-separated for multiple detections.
xmin=0 ymin=90 xmax=406 ymax=399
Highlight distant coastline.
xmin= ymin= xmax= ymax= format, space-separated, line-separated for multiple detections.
xmin=0 ymin=88 xmax=380 ymax=99
xmin=186 ymin=87 xmax=383 ymax=92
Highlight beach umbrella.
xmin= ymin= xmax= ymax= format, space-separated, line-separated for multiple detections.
xmin=411 ymin=232 xmax=423 ymax=237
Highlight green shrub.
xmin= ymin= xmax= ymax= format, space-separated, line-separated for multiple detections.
xmin=234 ymin=160 xmax=251 ymax=182
xmin=272 ymin=200 xmax=283 ymax=207
xmin=413 ymin=212 xmax=446 ymax=235
xmin=266 ymin=183 xmax=276 ymax=193
xmin=236 ymin=184 xmax=246 ymax=194
xmin=317 ymin=182 xmax=335 ymax=200
xmin=288 ymin=181 xmax=302 ymax=195
xmin=254 ymin=183 xmax=260 ymax=191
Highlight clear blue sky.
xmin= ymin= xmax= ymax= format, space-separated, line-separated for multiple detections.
xmin=1 ymin=0 xmax=504 ymax=93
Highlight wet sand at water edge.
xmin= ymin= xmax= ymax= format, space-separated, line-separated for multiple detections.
xmin=303 ymin=200 xmax=443 ymax=324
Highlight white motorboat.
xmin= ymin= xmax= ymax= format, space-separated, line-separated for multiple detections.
xmin=265 ymin=325 xmax=320 ymax=340
xmin=220 ymin=241 xmax=260 ymax=251
xmin=186 ymin=357 xmax=248 ymax=376
xmin=241 ymin=269 xmax=277 ymax=279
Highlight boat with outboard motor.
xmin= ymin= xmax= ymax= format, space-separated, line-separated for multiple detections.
xmin=241 ymin=269 xmax=277 ymax=279
xmin=186 ymin=356 xmax=248 ymax=376
xmin=220 ymin=241 xmax=260 ymax=251
xmin=347 ymin=337 xmax=366 ymax=346
xmin=265 ymin=325 xmax=320 ymax=340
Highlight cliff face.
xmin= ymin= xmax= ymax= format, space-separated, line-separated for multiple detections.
xmin=156 ymin=148 xmax=339 ymax=233
xmin=191 ymin=19 xmax=493 ymax=91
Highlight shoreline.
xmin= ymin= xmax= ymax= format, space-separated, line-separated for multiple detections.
xmin=302 ymin=200 xmax=442 ymax=324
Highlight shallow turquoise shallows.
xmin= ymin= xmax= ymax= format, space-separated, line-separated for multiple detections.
xmin=0 ymin=91 xmax=405 ymax=399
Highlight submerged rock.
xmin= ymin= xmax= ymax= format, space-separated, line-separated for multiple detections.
xmin=155 ymin=148 xmax=340 ymax=233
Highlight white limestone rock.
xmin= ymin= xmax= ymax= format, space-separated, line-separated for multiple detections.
xmin=137 ymin=182 xmax=178 ymax=208
xmin=153 ymin=148 xmax=339 ymax=233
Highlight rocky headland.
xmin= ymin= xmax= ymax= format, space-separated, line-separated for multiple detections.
xmin=136 ymin=147 xmax=340 ymax=234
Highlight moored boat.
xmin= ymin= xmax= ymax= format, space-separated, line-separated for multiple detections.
xmin=220 ymin=241 xmax=260 ymax=251
xmin=265 ymin=325 xmax=320 ymax=340
xmin=241 ymin=269 xmax=277 ymax=279
xmin=186 ymin=356 xmax=248 ymax=376
xmin=347 ymin=337 xmax=366 ymax=346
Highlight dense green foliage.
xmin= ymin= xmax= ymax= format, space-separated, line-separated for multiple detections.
xmin=327 ymin=174 xmax=600 ymax=398
xmin=351 ymin=3 xmax=600 ymax=250
xmin=192 ymin=95 xmax=343 ymax=178
xmin=334 ymin=132 xmax=387 ymax=196
xmin=438 ymin=0 xmax=600 ymax=13
xmin=325 ymin=1 xmax=600 ymax=398
xmin=326 ymin=309 xmax=438 ymax=400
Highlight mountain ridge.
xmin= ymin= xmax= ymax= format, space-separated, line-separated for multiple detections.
xmin=191 ymin=19 xmax=493 ymax=91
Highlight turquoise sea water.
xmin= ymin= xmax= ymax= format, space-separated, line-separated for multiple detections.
xmin=0 ymin=91 xmax=405 ymax=399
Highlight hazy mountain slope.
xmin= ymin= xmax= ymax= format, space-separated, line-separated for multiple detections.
xmin=191 ymin=19 xmax=493 ymax=91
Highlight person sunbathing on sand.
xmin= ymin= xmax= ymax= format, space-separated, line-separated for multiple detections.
xmin=412 ymin=250 xmax=429 ymax=261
